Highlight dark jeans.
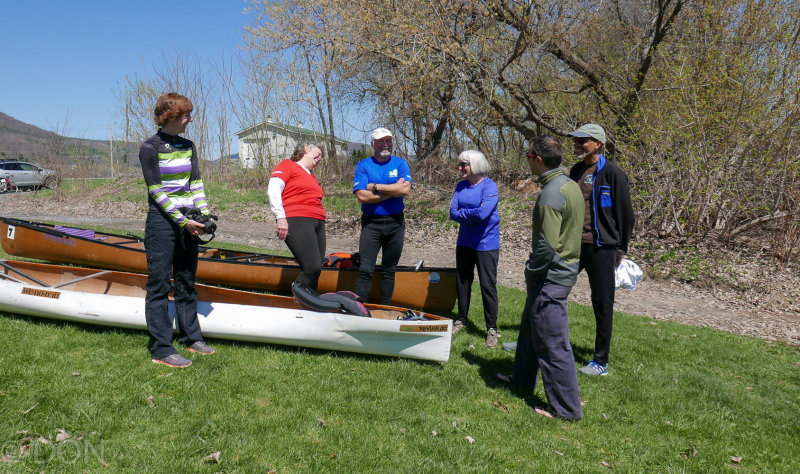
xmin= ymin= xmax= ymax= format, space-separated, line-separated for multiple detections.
xmin=579 ymin=243 xmax=618 ymax=365
xmin=455 ymin=245 xmax=499 ymax=331
xmin=285 ymin=217 xmax=326 ymax=290
xmin=512 ymin=281 xmax=582 ymax=420
xmin=144 ymin=210 xmax=204 ymax=359
xmin=355 ymin=213 xmax=405 ymax=304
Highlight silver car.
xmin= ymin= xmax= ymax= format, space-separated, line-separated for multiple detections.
xmin=0 ymin=161 xmax=60 ymax=190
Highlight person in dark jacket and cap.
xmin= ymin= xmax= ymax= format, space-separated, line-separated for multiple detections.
xmin=568 ymin=123 xmax=634 ymax=376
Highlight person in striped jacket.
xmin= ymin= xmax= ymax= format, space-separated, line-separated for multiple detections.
xmin=138 ymin=92 xmax=216 ymax=368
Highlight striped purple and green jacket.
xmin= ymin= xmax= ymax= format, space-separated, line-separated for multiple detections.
xmin=138 ymin=130 xmax=209 ymax=227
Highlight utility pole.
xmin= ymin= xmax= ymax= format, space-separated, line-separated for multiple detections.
xmin=125 ymin=97 xmax=130 ymax=167
xmin=109 ymin=126 xmax=115 ymax=178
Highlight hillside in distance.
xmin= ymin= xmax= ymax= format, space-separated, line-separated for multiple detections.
xmin=0 ymin=111 xmax=136 ymax=165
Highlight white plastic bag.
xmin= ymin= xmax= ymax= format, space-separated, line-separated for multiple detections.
xmin=615 ymin=258 xmax=643 ymax=290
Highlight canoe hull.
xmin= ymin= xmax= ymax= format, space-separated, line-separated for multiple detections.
xmin=0 ymin=261 xmax=452 ymax=362
xmin=0 ymin=218 xmax=456 ymax=312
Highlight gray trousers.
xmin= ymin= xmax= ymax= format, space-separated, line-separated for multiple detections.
xmin=512 ymin=281 xmax=582 ymax=420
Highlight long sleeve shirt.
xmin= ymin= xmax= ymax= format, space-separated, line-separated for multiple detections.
xmin=139 ymin=130 xmax=209 ymax=227
xmin=526 ymin=168 xmax=583 ymax=287
xmin=449 ymin=177 xmax=501 ymax=251
xmin=267 ymin=159 xmax=325 ymax=220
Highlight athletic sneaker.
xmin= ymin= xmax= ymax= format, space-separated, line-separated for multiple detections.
xmin=452 ymin=320 xmax=466 ymax=334
xmin=152 ymin=353 xmax=192 ymax=368
xmin=485 ymin=328 xmax=499 ymax=348
xmin=502 ymin=341 xmax=518 ymax=352
xmin=188 ymin=341 xmax=216 ymax=355
xmin=579 ymin=360 xmax=608 ymax=376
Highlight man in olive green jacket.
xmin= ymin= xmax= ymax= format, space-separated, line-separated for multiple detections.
xmin=497 ymin=135 xmax=583 ymax=420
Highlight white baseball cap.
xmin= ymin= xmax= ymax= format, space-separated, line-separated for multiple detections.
xmin=370 ymin=128 xmax=393 ymax=141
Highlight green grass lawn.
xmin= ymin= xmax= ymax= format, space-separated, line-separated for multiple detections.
xmin=1 ymin=280 xmax=797 ymax=471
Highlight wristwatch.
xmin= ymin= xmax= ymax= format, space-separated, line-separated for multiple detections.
xmin=372 ymin=183 xmax=380 ymax=195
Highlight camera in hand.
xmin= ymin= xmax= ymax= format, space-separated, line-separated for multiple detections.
xmin=184 ymin=209 xmax=218 ymax=236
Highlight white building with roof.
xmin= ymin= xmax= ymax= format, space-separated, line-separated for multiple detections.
xmin=235 ymin=118 xmax=349 ymax=169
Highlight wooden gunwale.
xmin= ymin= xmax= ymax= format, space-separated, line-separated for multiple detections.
xmin=0 ymin=217 xmax=457 ymax=313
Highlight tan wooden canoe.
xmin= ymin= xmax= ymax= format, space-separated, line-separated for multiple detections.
xmin=0 ymin=217 xmax=456 ymax=313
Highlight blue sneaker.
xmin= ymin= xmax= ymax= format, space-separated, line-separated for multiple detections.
xmin=502 ymin=341 xmax=518 ymax=352
xmin=579 ymin=360 xmax=608 ymax=376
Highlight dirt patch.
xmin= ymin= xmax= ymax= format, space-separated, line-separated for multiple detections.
xmin=2 ymin=188 xmax=798 ymax=346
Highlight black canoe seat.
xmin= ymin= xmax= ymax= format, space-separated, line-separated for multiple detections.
xmin=291 ymin=281 xmax=370 ymax=317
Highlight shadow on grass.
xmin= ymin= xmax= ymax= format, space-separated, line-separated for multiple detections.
xmin=3 ymin=312 xmax=146 ymax=338
xmin=218 ymin=337 xmax=446 ymax=367
xmin=460 ymin=350 xmax=548 ymax=408
xmin=570 ymin=344 xmax=594 ymax=365
xmin=1 ymin=312 xmax=446 ymax=367
xmin=498 ymin=322 xmax=521 ymax=332
xmin=449 ymin=318 xmax=491 ymax=337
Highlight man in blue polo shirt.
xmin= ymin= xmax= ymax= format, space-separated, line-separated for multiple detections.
xmin=352 ymin=128 xmax=412 ymax=304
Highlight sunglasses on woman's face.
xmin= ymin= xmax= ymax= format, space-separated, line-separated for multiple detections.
xmin=458 ymin=162 xmax=470 ymax=168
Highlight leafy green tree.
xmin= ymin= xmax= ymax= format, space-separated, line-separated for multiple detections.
xmin=244 ymin=0 xmax=800 ymax=253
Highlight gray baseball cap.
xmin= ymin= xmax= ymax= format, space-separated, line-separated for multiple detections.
xmin=568 ymin=123 xmax=606 ymax=144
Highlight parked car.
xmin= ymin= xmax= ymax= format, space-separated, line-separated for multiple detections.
xmin=0 ymin=161 xmax=60 ymax=190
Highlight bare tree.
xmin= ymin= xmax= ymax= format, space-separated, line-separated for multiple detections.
xmin=220 ymin=51 xmax=281 ymax=169
xmin=246 ymin=0 xmax=355 ymax=174
xmin=114 ymin=52 xmax=229 ymax=169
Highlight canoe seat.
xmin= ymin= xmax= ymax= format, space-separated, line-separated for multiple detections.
xmin=54 ymin=225 xmax=97 ymax=239
xmin=291 ymin=281 xmax=370 ymax=317
xmin=199 ymin=248 xmax=220 ymax=258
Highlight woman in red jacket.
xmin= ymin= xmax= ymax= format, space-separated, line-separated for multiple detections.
xmin=267 ymin=143 xmax=326 ymax=290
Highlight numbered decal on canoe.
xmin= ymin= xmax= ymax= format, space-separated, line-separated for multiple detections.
xmin=22 ymin=287 xmax=61 ymax=299
xmin=6 ymin=225 xmax=14 ymax=240
xmin=429 ymin=272 xmax=440 ymax=283
xmin=400 ymin=324 xmax=449 ymax=333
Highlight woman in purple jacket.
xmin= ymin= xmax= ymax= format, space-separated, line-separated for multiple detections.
xmin=449 ymin=150 xmax=501 ymax=348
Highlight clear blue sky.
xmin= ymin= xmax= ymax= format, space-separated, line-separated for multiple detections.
xmin=0 ymin=1 xmax=252 ymax=141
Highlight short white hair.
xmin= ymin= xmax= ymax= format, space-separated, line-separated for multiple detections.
xmin=458 ymin=149 xmax=490 ymax=174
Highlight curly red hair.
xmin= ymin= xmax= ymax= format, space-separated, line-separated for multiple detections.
xmin=154 ymin=93 xmax=193 ymax=127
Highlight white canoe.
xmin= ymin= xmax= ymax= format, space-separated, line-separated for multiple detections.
xmin=0 ymin=260 xmax=452 ymax=362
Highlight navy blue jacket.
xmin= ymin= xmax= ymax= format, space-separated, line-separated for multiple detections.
xmin=569 ymin=154 xmax=634 ymax=253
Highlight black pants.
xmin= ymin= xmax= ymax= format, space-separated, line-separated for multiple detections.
xmin=355 ymin=213 xmax=405 ymax=304
xmin=284 ymin=217 xmax=326 ymax=290
xmin=455 ymin=245 xmax=499 ymax=331
xmin=144 ymin=210 xmax=204 ymax=359
xmin=579 ymin=243 xmax=618 ymax=365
